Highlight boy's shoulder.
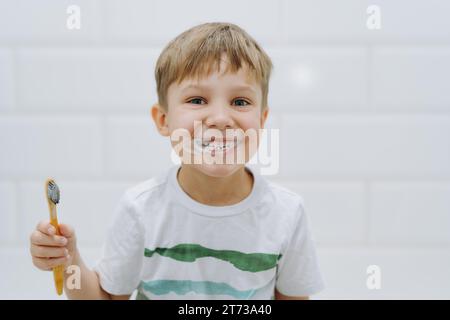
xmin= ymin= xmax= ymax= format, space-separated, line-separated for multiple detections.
xmin=266 ymin=180 xmax=305 ymax=205
xmin=255 ymin=179 xmax=309 ymax=237
xmin=262 ymin=179 xmax=307 ymax=220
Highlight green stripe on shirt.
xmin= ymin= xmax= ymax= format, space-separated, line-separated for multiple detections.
xmin=144 ymin=243 xmax=281 ymax=272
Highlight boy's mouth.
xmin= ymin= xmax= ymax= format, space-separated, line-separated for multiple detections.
xmin=193 ymin=138 xmax=243 ymax=153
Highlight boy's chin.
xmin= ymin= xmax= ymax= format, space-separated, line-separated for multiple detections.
xmin=190 ymin=163 xmax=245 ymax=178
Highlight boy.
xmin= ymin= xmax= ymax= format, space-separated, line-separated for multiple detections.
xmin=29 ymin=22 xmax=325 ymax=299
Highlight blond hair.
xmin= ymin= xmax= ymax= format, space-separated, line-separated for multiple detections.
xmin=155 ymin=22 xmax=273 ymax=110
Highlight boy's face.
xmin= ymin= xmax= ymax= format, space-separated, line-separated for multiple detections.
xmin=152 ymin=56 xmax=269 ymax=178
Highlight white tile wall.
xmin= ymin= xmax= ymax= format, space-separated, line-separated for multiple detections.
xmin=17 ymin=48 xmax=159 ymax=112
xmin=315 ymin=247 xmax=450 ymax=299
xmin=102 ymin=0 xmax=283 ymax=46
xmin=369 ymin=182 xmax=450 ymax=245
xmin=285 ymin=0 xmax=450 ymax=43
xmin=0 ymin=116 xmax=103 ymax=178
xmin=1 ymin=0 xmax=449 ymax=299
xmin=373 ymin=47 xmax=450 ymax=109
xmin=280 ymin=114 xmax=450 ymax=178
xmin=0 ymin=182 xmax=16 ymax=245
xmin=267 ymin=47 xmax=368 ymax=110
xmin=0 ymin=49 xmax=14 ymax=111
xmin=277 ymin=181 xmax=368 ymax=245
xmin=0 ymin=0 xmax=102 ymax=44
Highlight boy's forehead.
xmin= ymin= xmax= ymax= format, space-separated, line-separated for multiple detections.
xmin=176 ymin=67 xmax=258 ymax=92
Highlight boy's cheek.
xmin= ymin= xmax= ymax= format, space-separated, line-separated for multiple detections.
xmin=167 ymin=123 xmax=196 ymax=145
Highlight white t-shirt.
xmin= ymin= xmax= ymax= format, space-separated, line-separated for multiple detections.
xmin=93 ymin=165 xmax=326 ymax=299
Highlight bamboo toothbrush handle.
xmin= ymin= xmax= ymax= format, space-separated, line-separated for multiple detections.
xmin=49 ymin=203 xmax=64 ymax=296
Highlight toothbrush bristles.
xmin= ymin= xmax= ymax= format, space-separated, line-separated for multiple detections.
xmin=47 ymin=180 xmax=60 ymax=204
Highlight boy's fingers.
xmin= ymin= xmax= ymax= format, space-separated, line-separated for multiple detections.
xmin=31 ymin=244 xmax=68 ymax=258
xmin=32 ymin=256 xmax=52 ymax=271
xmin=30 ymin=231 xmax=67 ymax=247
xmin=33 ymin=256 xmax=69 ymax=270
xmin=36 ymin=220 xmax=55 ymax=236
xmin=58 ymin=223 xmax=74 ymax=238
xmin=47 ymin=256 xmax=70 ymax=269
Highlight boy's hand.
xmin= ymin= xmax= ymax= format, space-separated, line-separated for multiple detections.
xmin=30 ymin=220 xmax=78 ymax=271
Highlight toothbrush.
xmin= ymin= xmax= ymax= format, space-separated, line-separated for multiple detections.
xmin=45 ymin=179 xmax=64 ymax=296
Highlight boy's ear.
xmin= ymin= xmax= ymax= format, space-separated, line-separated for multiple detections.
xmin=260 ymin=107 xmax=269 ymax=129
xmin=151 ymin=103 xmax=170 ymax=136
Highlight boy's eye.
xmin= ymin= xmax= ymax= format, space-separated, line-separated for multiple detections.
xmin=233 ymin=99 xmax=250 ymax=107
xmin=188 ymin=98 xmax=206 ymax=105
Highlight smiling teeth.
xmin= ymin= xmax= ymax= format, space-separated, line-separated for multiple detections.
xmin=204 ymin=142 xmax=234 ymax=151
xmin=194 ymin=139 xmax=237 ymax=152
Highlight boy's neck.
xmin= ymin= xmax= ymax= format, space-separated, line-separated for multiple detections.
xmin=176 ymin=165 xmax=254 ymax=206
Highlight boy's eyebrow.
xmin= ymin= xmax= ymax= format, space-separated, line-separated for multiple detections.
xmin=180 ymin=84 xmax=257 ymax=94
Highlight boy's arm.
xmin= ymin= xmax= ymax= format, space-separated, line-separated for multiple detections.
xmin=64 ymin=249 xmax=130 ymax=300
xmin=275 ymin=289 xmax=309 ymax=300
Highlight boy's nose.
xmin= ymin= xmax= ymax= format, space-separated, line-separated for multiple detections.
xmin=204 ymin=104 xmax=234 ymax=129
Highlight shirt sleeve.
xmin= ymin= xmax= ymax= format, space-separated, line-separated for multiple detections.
xmin=92 ymin=191 xmax=145 ymax=295
xmin=275 ymin=200 xmax=326 ymax=297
